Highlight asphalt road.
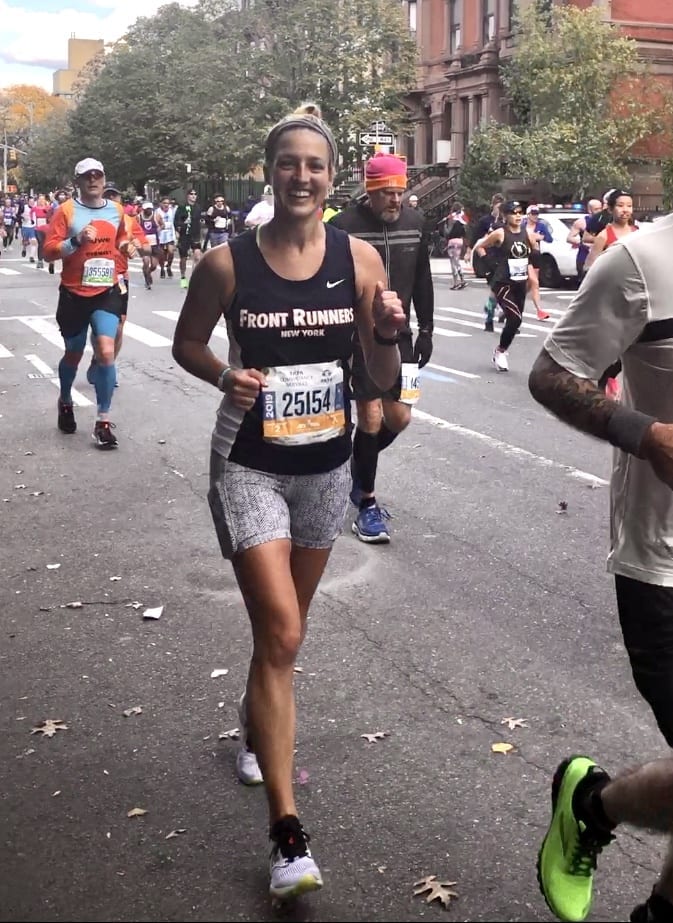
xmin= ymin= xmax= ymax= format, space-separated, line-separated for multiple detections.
xmin=0 ymin=251 xmax=666 ymax=923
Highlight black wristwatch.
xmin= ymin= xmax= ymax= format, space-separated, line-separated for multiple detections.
xmin=373 ymin=327 xmax=400 ymax=346
xmin=69 ymin=235 xmax=80 ymax=249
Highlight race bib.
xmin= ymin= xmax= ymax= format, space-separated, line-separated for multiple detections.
xmin=508 ymin=257 xmax=528 ymax=281
xmin=399 ymin=362 xmax=421 ymax=406
xmin=35 ymin=217 xmax=48 ymax=227
xmin=145 ymin=233 xmax=157 ymax=247
xmin=82 ymin=258 xmax=114 ymax=287
xmin=261 ymin=361 xmax=345 ymax=445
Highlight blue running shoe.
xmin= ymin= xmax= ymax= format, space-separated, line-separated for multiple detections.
xmin=352 ymin=504 xmax=391 ymax=544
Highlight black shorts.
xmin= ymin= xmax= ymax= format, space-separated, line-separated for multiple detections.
xmin=350 ymin=331 xmax=414 ymax=402
xmin=177 ymin=236 xmax=202 ymax=258
xmin=55 ymin=285 xmax=125 ymax=339
xmin=616 ymin=575 xmax=673 ymax=746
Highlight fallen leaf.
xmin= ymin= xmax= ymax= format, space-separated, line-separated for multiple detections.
xmin=210 ymin=668 xmax=229 ymax=679
xmin=122 ymin=706 xmax=143 ymax=717
xmin=52 ymin=790 xmax=61 ymax=797
xmin=293 ymin=666 xmax=303 ymax=673
xmin=46 ymin=564 xmax=61 ymax=570
xmin=125 ymin=601 xmax=142 ymax=609
xmin=413 ymin=875 xmax=459 ymax=909
xmin=218 ymin=728 xmax=240 ymax=740
xmin=14 ymin=484 xmax=26 ymax=489
xmin=491 ymin=742 xmax=515 ymax=754
xmin=556 ymin=500 xmax=568 ymax=514
xmin=165 ymin=828 xmax=187 ymax=840
xmin=296 ymin=769 xmax=310 ymax=785
xmin=109 ymin=576 xmax=121 ymax=582
xmin=39 ymin=606 xmax=51 ymax=612
xmin=361 ymin=731 xmax=390 ymax=743
xmin=24 ymin=451 xmax=34 ymax=456
xmin=31 ymin=719 xmax=68 ymax=738
xmin=158 ymin=439 xmax=166 ymax=444
xmin=170 ymin=468 xmax=185 ymax=478
xmin=31 ymin=491 xmax=44 ymax=497
xmin=127 ymin=807 xmax=148 ymax=818
xmin=143 ymin=606 xmax=163 ymax=620
xmin=65 ymin=601 xmax=82 ymax=609
xmin=501 ymin=717 xmax=527 ymax=730
xmin=378 ymin=866 xmax=387 ymax=874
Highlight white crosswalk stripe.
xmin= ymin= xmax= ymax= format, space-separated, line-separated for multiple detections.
xmin=0 ymin=299 xmax=551 ymax=387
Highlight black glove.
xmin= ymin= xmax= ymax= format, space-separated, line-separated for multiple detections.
xmin=413 ymin=329 xmax=433 ymax=368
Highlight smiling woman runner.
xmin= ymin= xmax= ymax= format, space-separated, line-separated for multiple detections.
xmin=172 ymin=103 xmax=405 ymax=901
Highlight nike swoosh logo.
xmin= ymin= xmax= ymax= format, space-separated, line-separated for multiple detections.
xmin=326 ymin=279 xmax=345 ymax=288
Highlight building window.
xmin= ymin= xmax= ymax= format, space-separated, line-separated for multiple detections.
xmin=449 ymin=0 xmax=462 ymax=54
xmin=408 ymin=0 xmax=417 ymax=32
xmin=462 ymin=97 xmax=470 ymax=148
xmin=482 ymin=0 xmax=495 ymax=45
xmin=507 ymin=0 xmax=515 ymax=31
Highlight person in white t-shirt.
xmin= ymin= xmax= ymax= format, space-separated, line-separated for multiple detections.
xmin=529 ymin=216 xmax=673 ymax=923
xmin=244 ymin=185 xmax=274 ymax=228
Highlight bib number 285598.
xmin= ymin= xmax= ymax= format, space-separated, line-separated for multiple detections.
xmin=261 ymin=361 xmax=345 ymax=445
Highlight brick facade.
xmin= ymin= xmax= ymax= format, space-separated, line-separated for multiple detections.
xmin=401 ymin=0 xmax=673 ymax=206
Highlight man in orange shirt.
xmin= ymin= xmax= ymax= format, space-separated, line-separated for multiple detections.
xmin=44 ymin=158 xmax=132 ymax=449
xmin=86 ymin=182 xmax=149 ymax=386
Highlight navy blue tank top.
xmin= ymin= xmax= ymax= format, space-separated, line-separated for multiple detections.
xmin=213 ymin=223 xmax=357 ymax=475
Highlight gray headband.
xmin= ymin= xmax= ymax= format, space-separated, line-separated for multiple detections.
xmin=265 ymin=115 xmax=338 ymax=167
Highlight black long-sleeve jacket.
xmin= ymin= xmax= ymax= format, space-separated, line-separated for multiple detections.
xmin=330 ymin=201 xmax=434 ymax=334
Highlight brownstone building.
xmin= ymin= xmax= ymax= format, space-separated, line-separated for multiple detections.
xmin=400 ymin=0 xmax=673 ymax=205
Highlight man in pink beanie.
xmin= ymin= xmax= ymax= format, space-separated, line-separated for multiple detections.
xmin=330 ymin=152 xmax=435 ymax=543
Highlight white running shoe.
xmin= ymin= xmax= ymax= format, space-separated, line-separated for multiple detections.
xmin=269 ymin=815 xmax=323 ymax=900
xmin=236 ymin=692 xmax=263 ymax=785
xmin=492 ymin=348 xmax=509 ymax=372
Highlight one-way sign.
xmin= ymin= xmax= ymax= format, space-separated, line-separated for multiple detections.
xmin=359 ymin=131 xmax=394 ymax=146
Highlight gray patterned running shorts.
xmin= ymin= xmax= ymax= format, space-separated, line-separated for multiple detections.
xmin=207 ymin=452 xmax=351 ymax=560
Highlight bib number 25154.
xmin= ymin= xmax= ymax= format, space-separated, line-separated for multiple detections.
xmin=261 ymin=362 xmax=346 ymax=445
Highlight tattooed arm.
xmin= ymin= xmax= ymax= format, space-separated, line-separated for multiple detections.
xmin=528 ymin=350 xmax=617 ymax=441
xmin=529 ymin=349 xmax=673 ymax=488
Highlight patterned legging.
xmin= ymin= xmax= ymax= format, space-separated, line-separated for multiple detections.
xmin=448 ymin=239 xmax=463 ymax=284
xmin=493 ymin=282 xmax=526 ymax=351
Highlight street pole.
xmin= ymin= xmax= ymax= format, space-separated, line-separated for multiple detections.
xmin=3 ymin=125 xmax=7 ymax=193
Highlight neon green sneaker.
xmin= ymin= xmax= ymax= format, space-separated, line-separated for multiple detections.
xmin=537 ymin=755 xmax=614 ymax=922
xmin=180 ymin=277 xmax=188 ymax=289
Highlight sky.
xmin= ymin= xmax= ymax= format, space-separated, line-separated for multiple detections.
xmin=0 ymin=0 xmax=180 ymax=91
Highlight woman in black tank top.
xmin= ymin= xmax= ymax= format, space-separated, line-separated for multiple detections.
xmin=474 ymin=200 xmax=535 ymax=373
xmin=172 ymin=104 xmax=405 ymax=901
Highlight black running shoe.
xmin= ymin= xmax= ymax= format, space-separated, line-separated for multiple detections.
xmin=160 ymin=268 xmax=166 ymax=279
xmin=57 ymin=399 xmax=77 ymax=434
xmin=484 ymin=320 xmax=494 ymax=332
xmin=92 ymin=420 xmax=118 ymax=450
xmin=21 ymin=248 xmax=26 ymax=257
xmin=48 ymin=263 xmax=54 ymax=274
xmin=166 ymin=267 xmax=173 ymax=278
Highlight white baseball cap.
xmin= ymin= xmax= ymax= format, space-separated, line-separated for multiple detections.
xmin=409 ymin=194 xmax=418 ymax=202
xmin=74 ymin=157 xmax=104 ymax=176
xmin=142 ymin=201 xmax=153 ymax=210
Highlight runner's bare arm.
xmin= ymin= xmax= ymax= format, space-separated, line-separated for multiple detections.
xmin=350 ymin=236 xmax=405 ymax=392
xmin=474 ymin=228 xmax=504 ymax=254
xmin=584 ymin=229 xmax=608 ymax=272
xmin=172 ymin=247 xmax=236 ymax=386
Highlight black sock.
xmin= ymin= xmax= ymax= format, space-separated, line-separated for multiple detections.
xmin=377 ymin=423 xmax=398 ymax=453
xmin=359 ymin=496 xmax=376 ymax=511
xmin=573 ymin=770 xmax=616 ymax=834
xmin=353 ymin=428 xmax=379 ymax=494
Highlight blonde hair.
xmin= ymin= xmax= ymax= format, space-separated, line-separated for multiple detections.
xmin=264 ymin=102 xmax=338 ymax=168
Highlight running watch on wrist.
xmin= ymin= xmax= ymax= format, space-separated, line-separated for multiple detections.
xmin=373 ymin=327 xmax=400 ymax=346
